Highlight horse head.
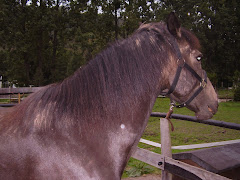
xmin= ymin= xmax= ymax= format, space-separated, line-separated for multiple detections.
xmin=163 ymin=12 xmax=218 ymax=120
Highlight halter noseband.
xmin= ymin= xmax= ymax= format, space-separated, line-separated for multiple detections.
xmin=162 ymin=39 xmax=208 ymax=108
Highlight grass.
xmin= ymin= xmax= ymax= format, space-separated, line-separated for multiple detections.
xmin=217 ymin=88 xmax=234 ymax=99
xmin=0 ymin=99 xmax=10 ymax=103
xmin=122 ymin=97 xmax=240 ymax=178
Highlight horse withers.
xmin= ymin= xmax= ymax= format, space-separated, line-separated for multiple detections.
xmin=0 ymin=13 xmax=218 ymax=180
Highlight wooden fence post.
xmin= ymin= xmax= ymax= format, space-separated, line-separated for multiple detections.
xmin=18 ymin=93 xmax=21 ymax=104
xmin=160 ymin=118 xmax=172 ymax=180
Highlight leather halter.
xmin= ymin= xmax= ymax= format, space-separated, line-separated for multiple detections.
xmin=162 ymin=39 xmax=208 ymax=108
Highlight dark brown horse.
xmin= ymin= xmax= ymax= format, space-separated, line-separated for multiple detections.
xmin=0 ymin=13 xmax=218 ymax=180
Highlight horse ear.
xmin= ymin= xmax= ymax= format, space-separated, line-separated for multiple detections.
xmin=167 ymin=12 xmax=181 ymax=38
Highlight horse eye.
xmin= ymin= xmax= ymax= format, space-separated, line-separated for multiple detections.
xmin=196 ymin=56 xmax=202 ymax=61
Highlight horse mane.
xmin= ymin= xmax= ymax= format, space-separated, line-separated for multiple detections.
xmin=0 ymin=21 xmax=199 ymax=136
xmin=136 ymin=22 xmax=201 ymax=50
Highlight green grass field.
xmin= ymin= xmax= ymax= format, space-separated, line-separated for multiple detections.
xmin=0 ymin=99 xmax=9 ymax=103
xmin=123 ymin=98 xmax=240 ymax=178
xmin=217 ymin=88 xmax=234 ymax=99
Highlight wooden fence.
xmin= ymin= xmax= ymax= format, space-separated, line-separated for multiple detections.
xmin=0 ymin=87 xmax=42 ymax=106
xmin=0 ymin=87 xmax=42 ymax=95
xmin=131 ymin=114 xmax=240 ymax=180
xmin=132 ymin=147 xmax=230 ymax=180
xmin=0 ymin=87 xmax=239 ymax=179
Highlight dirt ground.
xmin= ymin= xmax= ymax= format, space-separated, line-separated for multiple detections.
xmin=124 ymin=174 xmax=161 ymax=180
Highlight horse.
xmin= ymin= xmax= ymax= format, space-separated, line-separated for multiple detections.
xmin=0 ymin=107 xmax=12 ymax=119
xmin=0 ymin=12 xmax=218 ymax=180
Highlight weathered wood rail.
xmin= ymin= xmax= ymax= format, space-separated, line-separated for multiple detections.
xmin=0 ymin=87 xmax=43 ymax=106
xmin=132 ymin=147 xmax=230 ymax=180
xmin=132 ymin=112 xmax=240 ymax=179
xmin=0 ymin=87 xmax=42 ymax=95
xmin=132 ymin=117 xmax=235 ymax=180
xmin=140 ymin=138 xmax=240 ymax=150
xmin=131 ymin=112 xmax=240 ymax=180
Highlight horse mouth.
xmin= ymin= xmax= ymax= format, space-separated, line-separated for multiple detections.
xmin=196 ymin=104 xmax=218 ymax=120
xmin=208 ymin=102 xmax=219 ymax=115
xmin=208 ymin=106 xmax=214 ymax=114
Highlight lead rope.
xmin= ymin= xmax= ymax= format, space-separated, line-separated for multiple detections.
xmin=165 ymin=104 xmax=175 ymax=131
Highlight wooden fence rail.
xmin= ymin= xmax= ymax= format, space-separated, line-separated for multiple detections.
xmin=132 ymin=118 xmax=235 ymax=180
xmin=140 ymin=138 xmax=240 ymax=150
xmin=132 ymin=147 xmax=230 ymax=180
xmin=0 ymin=87 xmax=43 ymax=106
xmin=151 ymin=112 xmax=240 ymax=130
xmin=0 ymin=87 xmax=42 ymax=95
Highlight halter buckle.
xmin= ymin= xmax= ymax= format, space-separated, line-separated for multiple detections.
xmin=177 ymin=58 xmax=185 ymax=67
xmin=200 ymin=79 xmax=207 ymax=88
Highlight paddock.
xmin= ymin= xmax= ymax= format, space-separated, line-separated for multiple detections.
xmin=0 ymin=88 xmax=239 ymax=179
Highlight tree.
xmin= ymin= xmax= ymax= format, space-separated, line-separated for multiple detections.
xmin=160 ymin=0 xmax=240 ymax=87
xmin=0 ymin=0 xmax=239 ymax=88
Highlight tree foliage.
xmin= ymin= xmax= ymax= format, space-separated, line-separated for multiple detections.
xmin=0 ymin=0 xmax=239 ymax=87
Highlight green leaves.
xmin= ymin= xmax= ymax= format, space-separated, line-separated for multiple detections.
xmin=0 ymin=0 xmax=239 ymax=87
xmin=125 ymin=159 xmax=155 ymax=177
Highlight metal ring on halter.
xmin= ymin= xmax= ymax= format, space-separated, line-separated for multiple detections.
xmin=177 ymin=58 xmax=185 ymax=67
xmin=200 ymin=79 xmax=207 ymax=88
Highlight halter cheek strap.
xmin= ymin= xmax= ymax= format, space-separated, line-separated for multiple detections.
xmin=163 ymin=59 xmax=208 ymax=108
xmin=171 ymin=67 xmax=207 ymax=108
xmin=162 ymin=62 xmax=207 ymax=132
xmin=166 ymin=63 xmax=183 ymax=95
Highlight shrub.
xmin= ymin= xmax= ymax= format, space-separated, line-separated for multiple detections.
xmin=125 ymin=161 xmax=154 ymax=177
xmin=234 ymin=85 xmax=240 ymax=101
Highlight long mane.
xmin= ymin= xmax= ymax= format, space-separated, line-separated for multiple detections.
xmin=0 ymin=22 xmax=199 ymax=135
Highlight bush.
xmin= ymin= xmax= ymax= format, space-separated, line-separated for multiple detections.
xmin=125 ymin=160 xmax=154 ymax=177
xmin=234 ymin=85 xmax=240 ymax=101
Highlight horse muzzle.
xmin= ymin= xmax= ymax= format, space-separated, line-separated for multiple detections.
xmin=195 ymin=101 xmax=218 ymax=120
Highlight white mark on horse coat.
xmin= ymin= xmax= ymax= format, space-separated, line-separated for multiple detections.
xmin=120 ymin=124 xmax=125 ymax=129
xmin=108 ymin=127 xmax=136 ymax=177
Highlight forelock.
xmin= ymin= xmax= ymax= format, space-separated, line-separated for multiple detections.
xmin=181 ymin=28 xmax=201 ymax=50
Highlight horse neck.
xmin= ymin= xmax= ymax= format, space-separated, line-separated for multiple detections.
xmin=48 ymin=33 xmax=172 ymax=135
